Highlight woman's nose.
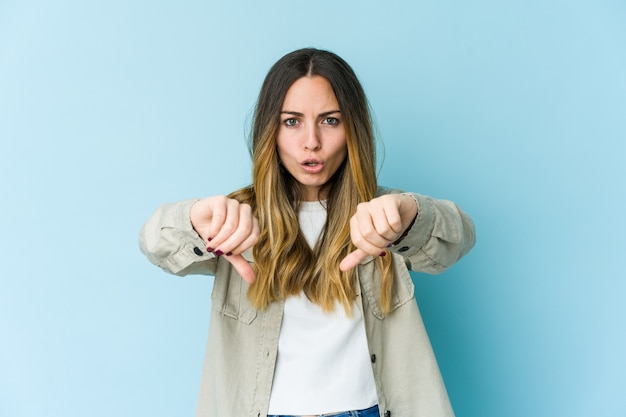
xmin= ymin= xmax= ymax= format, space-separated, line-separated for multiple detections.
xmin=304 ymin=125 xmax=321 ymax=151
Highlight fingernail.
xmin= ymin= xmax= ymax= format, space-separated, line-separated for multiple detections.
xmin=379 ymin=251 xmax=387 ymax=257
xmin=225 ymin=252 xmax=233 ymax=256
xmin=208 ymin=237 xmax=213 ymax=242
xmin=214 ymin=249 xmax=224 ymax=257
xmin=207 ymin=247 xmax=214 ymax=253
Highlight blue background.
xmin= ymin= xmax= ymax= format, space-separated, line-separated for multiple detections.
xmin=1 ymin=1 xmax=624 ymax=416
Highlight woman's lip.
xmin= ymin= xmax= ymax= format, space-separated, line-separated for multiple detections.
xmin=300 ymin=160 xmax=324 ymax=173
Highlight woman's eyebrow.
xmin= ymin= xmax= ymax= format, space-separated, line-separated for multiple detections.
xmin=280 ymin=111 xmax=304 ymax=117
xmin=319 ymin=110 xmax=341 ymax=118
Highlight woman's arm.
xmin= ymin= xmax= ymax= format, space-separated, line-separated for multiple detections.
xmin=139 ymin=199 xmax=218 ymax=276
xmin=388 ymin=192 xmax=475 ymax=274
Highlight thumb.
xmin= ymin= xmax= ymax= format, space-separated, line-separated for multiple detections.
xmin=224 ymin=254 xmax=256 ymax=284
xmin=339 ymin=249 xmax=370 ymax=272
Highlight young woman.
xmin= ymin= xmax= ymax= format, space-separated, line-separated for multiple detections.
xmin=139 ymin=48 xmax=475 ymax=417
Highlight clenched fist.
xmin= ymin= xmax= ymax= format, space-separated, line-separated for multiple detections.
xmin=190 ymin=196 xmax=260 ymax=283
xmin=340 ymin=193 xmax=418 ymax=271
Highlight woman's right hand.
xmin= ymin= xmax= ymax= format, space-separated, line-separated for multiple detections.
xmin=190 ymin=196 xmax=259 ymax=283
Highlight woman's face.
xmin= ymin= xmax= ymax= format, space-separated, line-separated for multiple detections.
xmin=277 ymin=75 xmax=347 ymax=201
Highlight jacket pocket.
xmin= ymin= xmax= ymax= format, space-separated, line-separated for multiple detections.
xmin=359 ymin=253 xmax=415 ymax=320
xmin=210 ymin=256 xmax=257 ymax=324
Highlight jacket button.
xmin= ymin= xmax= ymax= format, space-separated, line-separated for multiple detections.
xmin=370 ymin=354 xmax=376 ymax=363
xmin=193 ymin=247 xmax=203 ymax=256
xmin=384 ymin=411 xmax=391 ymax=417
xmin=397 ymin=246 xmax=409 ymax=252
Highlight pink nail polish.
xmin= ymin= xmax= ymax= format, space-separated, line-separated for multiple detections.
xmin=207 ymin=247 xmax=214 ymax=252
xmin=208 ymin=237 xmax=213 ymax=242
xmin=225 ymin=252 xmax=233 ymax=256
xmin=214 ymin=250 xmax=224 ymax=257
xmin=379 ymin=251 xmax=387 ymax=257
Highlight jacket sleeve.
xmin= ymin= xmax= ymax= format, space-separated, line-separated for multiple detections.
xmin=138 ymin=199 xmax=218 ymax=276
xmin=382 ymin=189 xmax=476 ymax=274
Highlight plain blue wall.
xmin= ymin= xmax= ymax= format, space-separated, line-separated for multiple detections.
xmin=1 ymin=1 xmax=624 ymax=416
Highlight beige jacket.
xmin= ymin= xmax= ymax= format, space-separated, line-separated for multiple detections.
xmin=139 ymin=188 xmax=475 ymax=417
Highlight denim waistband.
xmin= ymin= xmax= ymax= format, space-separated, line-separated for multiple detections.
xmin=269 ymin=404 xmax=379 ymax=417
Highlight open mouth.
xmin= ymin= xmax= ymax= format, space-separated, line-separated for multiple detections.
xmin=301 ymin=159 xmax=324 ymax=173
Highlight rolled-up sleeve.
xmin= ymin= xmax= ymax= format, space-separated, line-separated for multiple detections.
xmin=138 ymin=199 xmax=218 ymax=276
xmin=386 ymin=191 xmax=476 ymax=274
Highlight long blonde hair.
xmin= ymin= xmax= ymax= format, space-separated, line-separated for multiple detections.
xmin=230 ymin=48 xmax=394 ymax=314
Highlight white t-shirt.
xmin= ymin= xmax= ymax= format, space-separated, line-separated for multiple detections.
xmin=267 ymin=201 xmax=378 ymax=415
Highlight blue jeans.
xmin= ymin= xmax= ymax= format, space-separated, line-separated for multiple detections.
xmin=269 ymin=404 xmax=379 ymax=417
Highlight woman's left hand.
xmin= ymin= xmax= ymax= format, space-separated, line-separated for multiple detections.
xmin=339 ymin=193 xmax=418 ymax=271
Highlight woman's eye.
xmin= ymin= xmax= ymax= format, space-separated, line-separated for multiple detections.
xmin=323 ymin=117 xmax=339 ymax=126
xmin=284 ymin=118 xmax=298 ymax=127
